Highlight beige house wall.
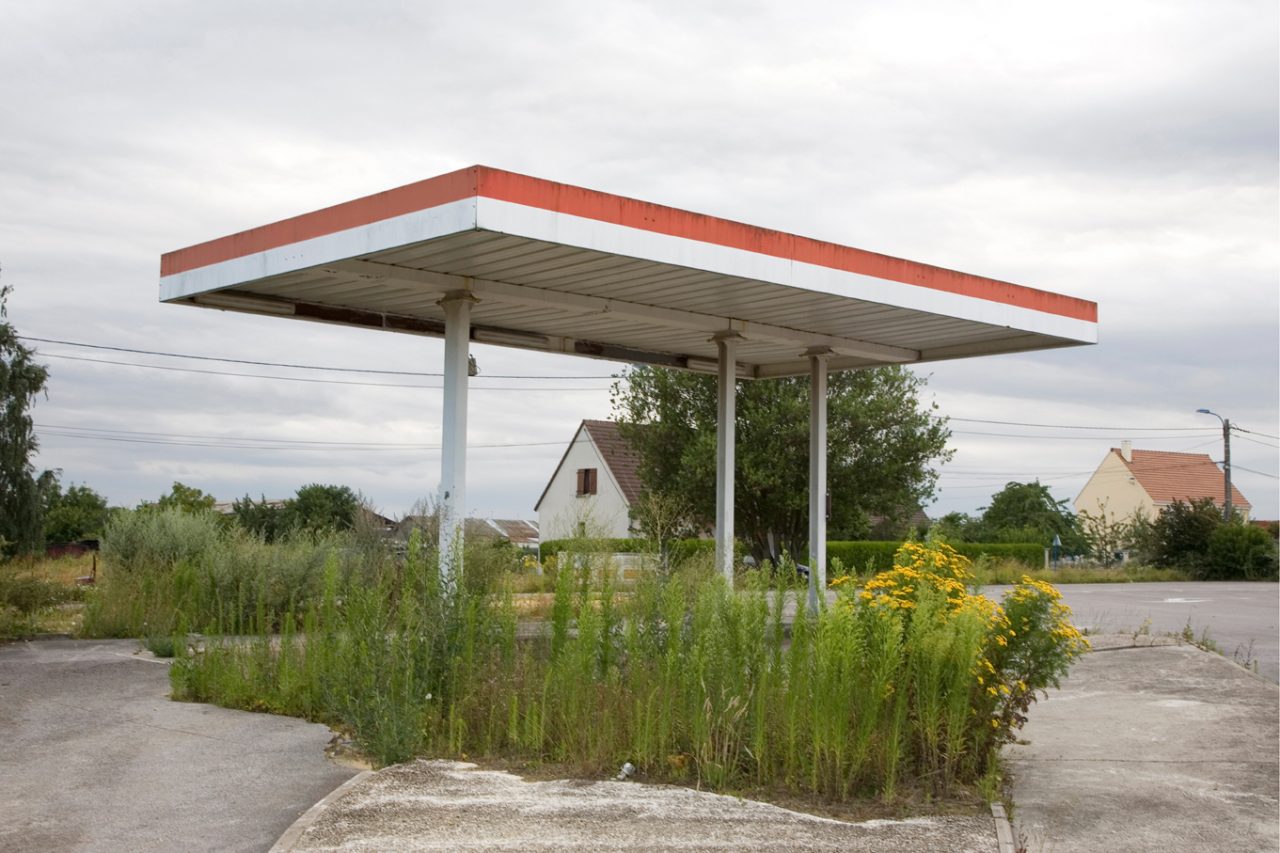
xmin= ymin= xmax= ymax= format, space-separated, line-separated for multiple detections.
xmin=537 ymin=430 xmax=633 ymax=540
xmin=1074 ymin=451 xmax=1157 ymax=523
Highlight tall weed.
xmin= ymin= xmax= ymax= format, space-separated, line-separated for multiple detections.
xmin=167 ymin=536 xmax=1085 ymax=802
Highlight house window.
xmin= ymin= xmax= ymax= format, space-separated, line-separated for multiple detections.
xmin=576 ymin=468 xmax=598 ymax=496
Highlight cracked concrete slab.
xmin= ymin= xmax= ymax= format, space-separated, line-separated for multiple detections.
xmin=1006 ymin=636 xmax=1279 ymax=853
xmin=280 ymin=760 xmax=998 ymax=852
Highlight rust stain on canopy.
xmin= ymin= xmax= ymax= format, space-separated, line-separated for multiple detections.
xmin=160 ymin=165 xmax=1097 ymax=377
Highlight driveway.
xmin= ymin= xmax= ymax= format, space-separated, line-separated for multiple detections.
xmin=0 ymin=639 xmax=356 ymax=853
xmin=981 ymin=581 xmax=1280 ymax=682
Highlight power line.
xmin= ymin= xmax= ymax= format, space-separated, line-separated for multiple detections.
xmin=950 ymin=417 xmax=1207 ymax=431
xmin=1233 ymin=464 xmax=1279 ymax=480
xmin=19 ymin=334 xmax=616 ymax=379
xmin=950 ymin=429 xmax=1219 ymax=441
xmin=36 ymin=352 xmax=612 ymax=391
xmin=1234 ymin=434 xmax=1280 ymax=450
xmin=36 ymin=423 xmax=567 ymax=452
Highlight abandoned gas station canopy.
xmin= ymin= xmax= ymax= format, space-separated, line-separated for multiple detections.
xmin=159 ymin=165 xmax=1097 ymax=377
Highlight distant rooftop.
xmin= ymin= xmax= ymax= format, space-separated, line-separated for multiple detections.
xmin=1116 ymin=448 xmax=1251 ymax=511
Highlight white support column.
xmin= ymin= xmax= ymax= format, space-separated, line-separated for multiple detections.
xmin=807 ymin=349 xmax=830 ymax=606
xmin=438 ymin=292 xmax=477 ymax=586
xmin=714 ymin=332 xmax=740 ymax=584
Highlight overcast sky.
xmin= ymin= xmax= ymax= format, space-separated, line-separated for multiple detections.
xmin=3 ymin=0 xmax=1277 ymax=523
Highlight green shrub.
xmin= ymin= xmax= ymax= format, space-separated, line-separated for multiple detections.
xmin=826 ymin=541 xmax=901 ymax=574
xmin=827 ymin=541 xmax=1043 ymax=577
xmin=1150 ymin=498 xmax=1221 ymax=571
xmin=101 ymin=508 xmax=223 ymax=574
xmin=1205 ymin=523 xmax=1279 ymax=580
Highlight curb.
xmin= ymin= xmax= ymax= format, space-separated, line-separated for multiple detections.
xmin=991 ymin=802 xmax=1016 ymax=853
xmin=269 ymin=769 xmax=374 ymax=853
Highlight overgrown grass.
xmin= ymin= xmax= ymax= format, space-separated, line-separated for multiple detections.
xmin=0 ymin=561 xmax=85 ymax=638
xmin=81 ymin=508 xmax=385 ymax=643
xmin=168 ymin=536 xmax=1086 ymax=805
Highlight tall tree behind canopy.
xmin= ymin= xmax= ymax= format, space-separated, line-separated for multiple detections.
xmin=611 ymin=365 xmax=951 ymax=560
xmin=0 ymin=284 xmax=50 ymax=556
xmin=979 ymin=480 xmax=1086 ymax=551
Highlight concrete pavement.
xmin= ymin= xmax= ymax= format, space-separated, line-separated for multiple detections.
xmin=5 ymin=615 xmax=1277 ymax=852
xmin=0 ymin=639 xmax=358 ymax=853
xmin=273 ymin=759 xmax=997 ymax=852
xmin=1006 ymin=634 xmax=1280 ymax=853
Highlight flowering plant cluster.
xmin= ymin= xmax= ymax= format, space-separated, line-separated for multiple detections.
xmin=831 ymin=540 xmax=1088 ymax=784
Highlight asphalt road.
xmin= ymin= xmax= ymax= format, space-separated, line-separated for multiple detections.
xmin=0 ymin=639 xmax=356 ymax=853
xmin=981 ymin=581 xmax=1280 ymax=682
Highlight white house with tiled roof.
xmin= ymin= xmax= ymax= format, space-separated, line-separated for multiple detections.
xmin=535 ymin=420 xmax=644 ymax=540
xmin=1074 ymin=441 xmax=1252 ymax=523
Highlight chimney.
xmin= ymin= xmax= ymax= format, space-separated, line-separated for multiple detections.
xmin=1120 ymin=440 xmax=1133 ymax=463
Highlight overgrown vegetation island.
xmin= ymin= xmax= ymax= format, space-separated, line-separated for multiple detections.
xmin=53 ymin=506 xmax=1086 ymax=808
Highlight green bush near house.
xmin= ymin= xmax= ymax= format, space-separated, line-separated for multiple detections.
xmin=1204 ymin=523 xmax=1279 ymax=581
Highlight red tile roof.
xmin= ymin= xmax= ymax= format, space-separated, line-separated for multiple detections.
xmin=582 ymin=420 xmax=646 ymax=505
xmin=1117 ymin=448 xmax=1251 ymax=510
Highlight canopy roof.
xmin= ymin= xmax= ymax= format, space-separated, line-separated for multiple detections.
xmin=160 ymin=165 xmax=1096 ymax=378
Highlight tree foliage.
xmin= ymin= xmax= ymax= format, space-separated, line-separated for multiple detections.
xmin=288 ymin=483 xmax=359 ymax=533
xmin=231 ymin=495 xmax=289 ymax=542
xmin=1206 ymin=523 xmax=1278 ymax=581
xmin=1149 ymin=497 xmax=1222 ymax=570
xmin=0 ymin=285 xmax=50 ymax=557
xmin=39 ymin=472 xmax=110 ymax=543
xmin=141 ymin=481 xmax=217 ymax=515
xmin=611 ymin=365 xmax=951 ymax=560
xmin=978 ymin=480 xmax=1086 ymax=552
xmin=233 ymin=484 xmax=360 ymax=542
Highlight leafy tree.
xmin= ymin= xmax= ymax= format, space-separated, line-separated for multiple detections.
xmin=232 ymin=495 xmax=289 ymax=542
xmin=928 ymin=511 xmax=982 ymax=543
xmin=978 ymin=481 xmax=1085 ymax=551
xmin=286 ymin=483 xmax=359 ymax=534
xmin=612 ymin=365 xmax=951 ymax=560
xmin=141 ymin=481 xmax=217 ymax=515
xmin=0 ymin=285 xmax=50 ymax=557
xmin=1150 ymin=497 xmax=1222 ymax=571
xmin=40 ymin=472 xmax=110 ymax=543
xmin=1206 ymin=523 xmax=1278 ymax=581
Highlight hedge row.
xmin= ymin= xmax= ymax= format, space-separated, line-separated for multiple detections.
xmin=827 ymin=541 xmax=1044 ymax=574
xmin=538 ymin=538 xmax=742 ymax=565
xmin=537 ymin=538 xmax=1042 ymax=572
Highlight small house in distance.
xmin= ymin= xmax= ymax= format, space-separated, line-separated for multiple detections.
xmin=1074 ymin=441 xmax=1252 ymax=522
xmin=395 ymin=516 xmax=539 ymax=552
xmin=536 ymin=420 xmax=643 ymax=540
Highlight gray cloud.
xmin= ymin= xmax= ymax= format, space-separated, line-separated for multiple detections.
xmin=4 ymin=0 xmax=1276 ymax=520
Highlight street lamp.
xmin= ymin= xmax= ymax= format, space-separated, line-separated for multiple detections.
xmin=1195 ymin=408 xmax=1232 ymax=520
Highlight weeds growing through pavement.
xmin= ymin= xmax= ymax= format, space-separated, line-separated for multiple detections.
xmin=160 ymin=534 xmax=1085 ymax=803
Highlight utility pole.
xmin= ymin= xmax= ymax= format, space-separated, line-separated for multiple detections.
xmin=1196 ymin=408 xmax=1232 ymax=520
